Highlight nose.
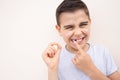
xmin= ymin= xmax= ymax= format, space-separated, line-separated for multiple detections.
xmin=74 ymin=28 xmax=82 ymax=36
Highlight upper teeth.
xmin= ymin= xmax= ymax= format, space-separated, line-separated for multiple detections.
xmin=72 ymin=39 xmax=82 ymax=42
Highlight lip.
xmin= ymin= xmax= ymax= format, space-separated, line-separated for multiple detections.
xmin=71 ymin=37 xmax=85 ymax=44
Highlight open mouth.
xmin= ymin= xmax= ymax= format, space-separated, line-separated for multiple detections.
xmin=71 ymin=37 xmax=85 ymax=44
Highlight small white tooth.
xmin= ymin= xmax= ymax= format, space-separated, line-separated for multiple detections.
xmin=53 ymin=45 xmax=57 ymax=50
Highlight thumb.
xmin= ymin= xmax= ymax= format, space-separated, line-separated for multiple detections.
xmin=72 ymin=57 xmax=77 ymax=65
xmin=55 ymin=43 xmax=62 ymax=58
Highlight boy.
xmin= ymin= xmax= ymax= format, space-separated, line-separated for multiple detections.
xmin=42 ymin=0 xmax=120 ymax=80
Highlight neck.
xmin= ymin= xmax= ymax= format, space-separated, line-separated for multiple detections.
xmin=66 ymin=43 xmax=90 ymax=54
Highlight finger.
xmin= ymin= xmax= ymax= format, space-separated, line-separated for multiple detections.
xmin=42 ymin=51 xmax=49 ymax=63
xmin=73 ymin=41 xmax=84 ymax=54
xmin=49 ymin=46 xmax=56 ymax=55
xmin=49 ymin=42 xmax=58 ymax=46
xmin=48 ymin=42 xmax=62 ymax=58
xmin=49 ymin=42 xmax=60 ymax=51
xmin=47 ymin=49 xmax=54 ymax=58
xmin=44 ymin=50 xmax=52 ymax=58
xmin=55 ymin=43 xmax=62 ymax=58
xmin=72 ymin=58 xmax=76 ymax=64
xmin=43 ymin=47 xmax=55 ymax=58
xmin=42 ymin=52 xmax=50 ymax=66
xmin=47 ymin=42 xmax=58 ymax=55
xmin=72 ymin=57 xmax=78 ymax=65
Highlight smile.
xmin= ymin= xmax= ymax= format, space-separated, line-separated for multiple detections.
xmin=71 ymin=37 xmax=85 ymax=44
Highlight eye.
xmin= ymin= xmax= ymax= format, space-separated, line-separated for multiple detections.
xmin=80 ymin=23 xmax=87 ymax=26
xmin=79 ymin=21 xmax=88 ymax=28
xmin=64 ymin=25 xmax=74 ymax=30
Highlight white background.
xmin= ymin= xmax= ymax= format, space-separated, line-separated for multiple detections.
xmin=0 ymin=0 xmax=120 ymax=80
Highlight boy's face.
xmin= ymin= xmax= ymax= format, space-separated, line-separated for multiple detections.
xmin=56 ymin=10 xmax=91 ymax=51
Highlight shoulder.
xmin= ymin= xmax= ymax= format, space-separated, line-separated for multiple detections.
xmin=89 ymin=43 xmax=107 ymax=49
xmin=88 ymin=43 xmax=113 ymax=62
xmin=89 ymin=43 xmax=118 ymax=76
xmin=89 ymin=43 xmax=109 ymax=54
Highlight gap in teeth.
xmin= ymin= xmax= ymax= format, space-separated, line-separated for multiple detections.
xmin=72 ymin=39 xmax=81 ymax=42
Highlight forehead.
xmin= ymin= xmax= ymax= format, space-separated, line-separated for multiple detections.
xmin=59 ymin=10 xmax=89 ymax=25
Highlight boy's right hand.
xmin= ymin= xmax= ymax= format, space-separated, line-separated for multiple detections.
xmin=42 ymin=42 xmax=62 ymax=70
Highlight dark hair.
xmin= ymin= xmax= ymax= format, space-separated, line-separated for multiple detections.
xmin=56 ymin=0 xmax=90 ymax=25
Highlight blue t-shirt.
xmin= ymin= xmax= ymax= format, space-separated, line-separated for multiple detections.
xmin=58 ymin=43 xmax=118 ymax=80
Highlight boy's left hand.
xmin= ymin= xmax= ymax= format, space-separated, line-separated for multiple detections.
xmin=72 ymin=42 xmax=96 ymax=74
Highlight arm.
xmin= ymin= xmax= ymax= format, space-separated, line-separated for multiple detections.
xmin=108 ymin=71 xmax=120 ymax=80
xmin=72 ymin=42 xmax=111 ymax=80
xmin=48 ymin=68 xmax=58 ymax=80
xmin=42 ymin=42 xmax=61 ymax=80
xmin=84 ymin=67 xmax=120 ymax=80
xmin=73 ymin=53 xmax=111 ymax=80
xmin=85 ymin=64 xmax=111 ymax=80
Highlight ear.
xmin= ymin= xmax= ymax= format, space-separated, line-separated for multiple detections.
xmin=55 ymin=25 xmax=62 ymax=36
xmin=89 ymin=19 xmax=92 ymax=27
xmin=89 ymin=19 xmax=91 ymax=24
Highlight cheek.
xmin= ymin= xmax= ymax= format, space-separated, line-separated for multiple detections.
xmin=63 ymin=31 xmax=73 ymax=39
xmin=84 ymin=28 xmax=90 ymax=35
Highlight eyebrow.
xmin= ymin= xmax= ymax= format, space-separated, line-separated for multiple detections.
xmin=63 ymin=25 xmax=74 ymax=28
xmin=80 ymin=21 xmax=88 ymax=24
xmin=63 ymin=21 xmax=88 ymax=28
xmin=63 ymin=21 xmax=89 ymax=27
xmin=79 ymin=21 xmax=88 ymax=26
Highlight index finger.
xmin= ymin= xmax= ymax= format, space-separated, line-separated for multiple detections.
xmin=49 ymin=42 xmax=61 ymax=50
xmin=73 ymin=41 xmax=84 ymax=54
xmin=49 ymin=42 xmax=62 ymax=54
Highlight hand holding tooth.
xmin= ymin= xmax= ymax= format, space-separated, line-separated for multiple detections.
xmin=72 ymin=41 xmax=95 ymax=74
xmin=42 ymin=42 xmax=62 ymax=69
